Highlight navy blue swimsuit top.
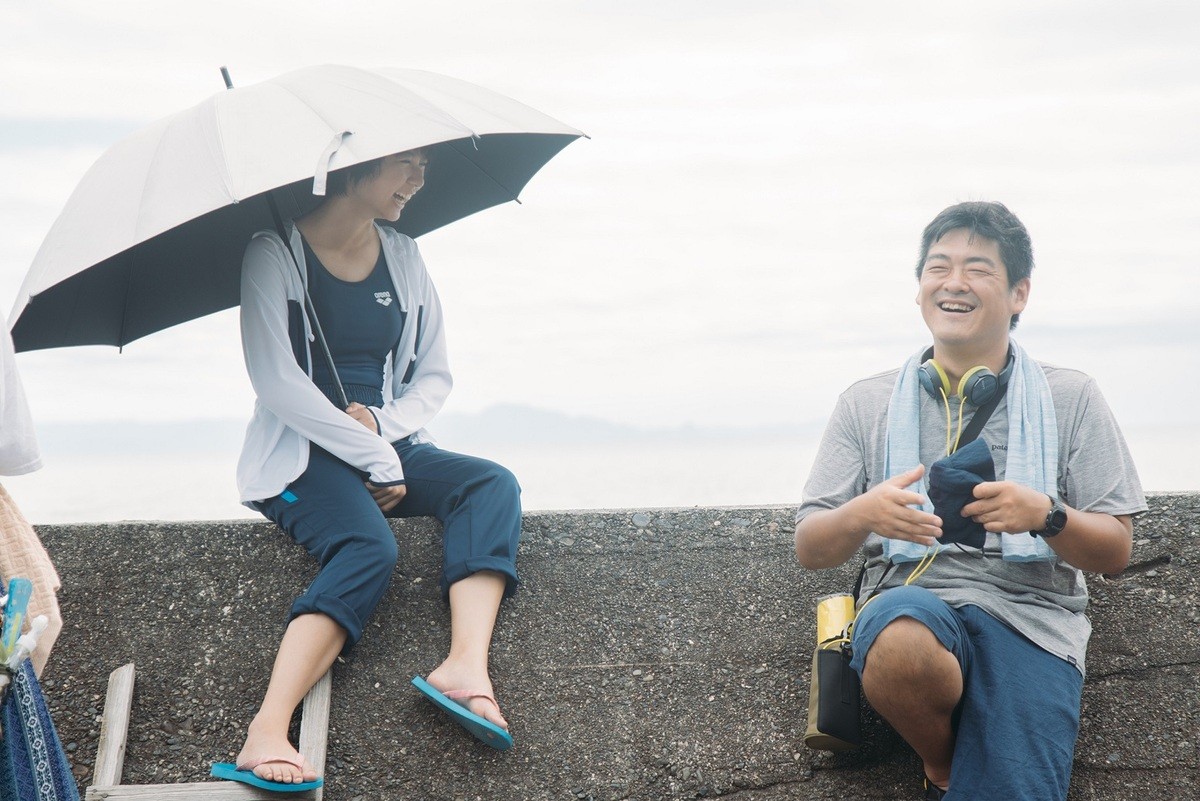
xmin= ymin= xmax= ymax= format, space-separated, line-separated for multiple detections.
xmin=303 ymin=238 xmax=403 ymax=409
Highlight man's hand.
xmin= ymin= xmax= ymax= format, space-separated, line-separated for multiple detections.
xmin=346 ymin=402 xmax=379 ymax=434
xmin=796 ymin=464 xmax=942 ymax=569
xmin=366 ymin=481 xmax=406 ymax=512
xmin=852 ymin=464 xmax=942 ymax=546
xmin=962 ymin=481 xmax=1049 ymax=533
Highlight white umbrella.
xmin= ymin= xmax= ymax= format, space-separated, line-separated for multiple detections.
xmin=9 ymin=64 xmax=583 ymax=352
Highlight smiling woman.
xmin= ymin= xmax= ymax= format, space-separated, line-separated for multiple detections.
xmin=223 ymin=138 xmax=527 ymax=789
xmin=323 ymin=150 xmax=430 ymax=226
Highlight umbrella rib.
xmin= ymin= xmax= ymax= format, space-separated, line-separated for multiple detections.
xmin=269 ymin=78 xmax=477 ymax=164
xmin=444 ymin=138 xmax=521 ymax=203
xmin=115 ymin=119 xmax=183 ymax=348
xmin=115 ymin=254 xmax=136 ymax=350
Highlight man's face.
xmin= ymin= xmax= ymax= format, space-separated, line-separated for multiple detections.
xmin=916 ymin=228 xmax=1029 ymax=351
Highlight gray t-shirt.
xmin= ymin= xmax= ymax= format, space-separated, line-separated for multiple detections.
xmin=796 ymin=361 xmax=1147 ymax=675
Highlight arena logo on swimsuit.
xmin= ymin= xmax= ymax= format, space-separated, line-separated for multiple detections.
xmin=374 ymin=291 xmax=393 ymax=307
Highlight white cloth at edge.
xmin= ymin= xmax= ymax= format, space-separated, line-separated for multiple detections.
xmin=237 ymin=223 xmax=452 ymax=504
xmin=0 ymin=308 xmax=57 ymax=674
xmin=0 ymin=484 xmax=61 ymax=677
xmin=0 ymin=306 xmax=41 ymax=476
xmin=883 ymin=340 xmax=1057 ymax=563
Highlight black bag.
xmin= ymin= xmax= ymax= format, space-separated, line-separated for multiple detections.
xmin=804 ymin=642 xmax=861 ymax=751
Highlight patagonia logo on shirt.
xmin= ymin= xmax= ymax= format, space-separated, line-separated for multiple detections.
xmin=374 ymin=291 xmax=393 ymax=307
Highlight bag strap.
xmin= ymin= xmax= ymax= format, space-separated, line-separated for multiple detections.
xmin=956 ymin=387 xmax=1004 ymax=448
xmin=849 ymin=390 xmax=1002 ymax=600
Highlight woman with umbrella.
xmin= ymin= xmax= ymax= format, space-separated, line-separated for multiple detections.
xmin=223 ymin=148 xmax=521 ymax=790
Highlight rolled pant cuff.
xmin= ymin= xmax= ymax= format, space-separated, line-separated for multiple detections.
xmin=441 ymin=556 xmax=520 ymax=600
xmin=289 ymin=592 xmax=365 ymax=651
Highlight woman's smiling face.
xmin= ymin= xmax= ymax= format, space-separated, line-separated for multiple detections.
xmin=352 ymin=149 xmax=429 ymax=221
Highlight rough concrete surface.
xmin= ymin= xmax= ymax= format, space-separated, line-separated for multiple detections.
xmin=32 ymin=492 xmax=1199 ymax=800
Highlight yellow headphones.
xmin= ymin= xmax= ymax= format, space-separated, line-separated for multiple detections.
xmin=918 ymin=346 xmax=1014 ymax=455
xmin=918 ymin=346 xmax=1013 ymax=407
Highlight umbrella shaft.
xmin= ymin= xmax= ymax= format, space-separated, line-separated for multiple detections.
xmin=263 ymin=193 xmax=348 ymax=409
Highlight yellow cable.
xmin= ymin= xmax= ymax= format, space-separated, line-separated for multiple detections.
xmin=940 ymin=387 xmax=951 ymax=455
xmin=951 ymin=396 xmax=966 ymax=454
xmin=836 ymin=376 xmax=957 ymax=652
xmin=905 ymin=544 xmax=939 ymax=585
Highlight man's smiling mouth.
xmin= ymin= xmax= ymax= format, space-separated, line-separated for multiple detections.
xmin=938 ymin=301 xmax=975 ymax=313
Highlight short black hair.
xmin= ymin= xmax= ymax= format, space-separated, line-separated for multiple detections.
xmin=323 ymin=156 xmax=386 ymax=198
xmin=916 ymin=201 xmax=1034 ymax=329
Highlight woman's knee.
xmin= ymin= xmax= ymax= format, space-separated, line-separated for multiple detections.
xmin=338 ymin=524 xmax=398 ymax=576
xmin=476 ymin=461 xmax=520 ymax=497
xmin=368 ymin=528 xmax=399 ymax=571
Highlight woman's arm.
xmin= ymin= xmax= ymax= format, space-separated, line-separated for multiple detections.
xmin=371 ymin=238 xmax=453 ymax=443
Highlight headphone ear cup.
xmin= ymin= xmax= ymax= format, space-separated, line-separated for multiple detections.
xmin=961 ymin=366 xmax=999 ymax=406
xmin=919 ymin=359 xmax=951 ymax=400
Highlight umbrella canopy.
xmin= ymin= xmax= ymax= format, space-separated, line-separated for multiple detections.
xmin=9 ymin=65 xmax=583 ymax=352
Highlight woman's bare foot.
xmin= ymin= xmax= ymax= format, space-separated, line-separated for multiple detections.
xmin=234 ymin=719 xmax=318 ymax=784
xmin=426 ymin=660 xmax=509 ymax=730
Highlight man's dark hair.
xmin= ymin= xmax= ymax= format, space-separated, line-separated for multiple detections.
xmin=324 ymin=156 xmax=386 ymax=197
xmin=916 ymin=201 xmax=1034 ymax=329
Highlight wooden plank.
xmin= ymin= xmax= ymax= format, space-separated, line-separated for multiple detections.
xmin=85 ymin=666 xmax=331 ymax=801
xmin=297 ymin=669 xmax=332 ymax=801
xmin=85 ymin=782 xmax=319 ymax=800
xmin=92 ymin=663 xmax=136 ymax=787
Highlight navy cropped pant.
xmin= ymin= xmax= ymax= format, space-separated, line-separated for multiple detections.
xmin=849 ymin=585 xmax=1083 ymax=801
xmin=255 ymin=439 xmax=521 ymax=650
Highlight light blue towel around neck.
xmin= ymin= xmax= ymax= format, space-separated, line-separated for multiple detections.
xmin=882 ymin=341 xmax=1058 ymax=563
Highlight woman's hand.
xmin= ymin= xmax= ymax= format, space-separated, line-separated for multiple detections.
xmin=366 ymin=481 xmax=407 ymax=512
xmin=346 ymin=402 xmax=379 ymax=434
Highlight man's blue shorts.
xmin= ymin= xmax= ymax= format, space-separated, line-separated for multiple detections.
xmin=849 ymin=585 xmax=1083 ymax=801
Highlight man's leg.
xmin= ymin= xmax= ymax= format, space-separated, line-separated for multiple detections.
xmin=863 ymin=617 xmax=962 ymax=788
xmin=850 ymin=585 xmax=971 ymax=792
xmin=946 ymin=605 xmax=1082 ymax=801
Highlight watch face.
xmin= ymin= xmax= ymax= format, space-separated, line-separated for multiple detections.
xmin=1045 ymin=505 xmax=1068 ymax=535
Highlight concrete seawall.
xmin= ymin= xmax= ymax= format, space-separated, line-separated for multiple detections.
xmin=35 ymin=492 xmax=1199 ymax=800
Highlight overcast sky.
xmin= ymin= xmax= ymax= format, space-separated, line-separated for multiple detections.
xmin=2 ymin=1 xmax=1198 ymax=513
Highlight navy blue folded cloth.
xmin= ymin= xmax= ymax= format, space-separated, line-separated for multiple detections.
xmin=927 ymin=438 xmax=996 ymax=549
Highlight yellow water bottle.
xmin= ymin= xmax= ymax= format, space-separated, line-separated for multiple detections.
xmin=816 ymin=593 xmax=855 ymax=646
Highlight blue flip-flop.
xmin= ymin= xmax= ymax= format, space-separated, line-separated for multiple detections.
xmin=411 ymin=675 xmax=513 ymax=750
xmin=211 ymin=758 xmax=323 ymax=793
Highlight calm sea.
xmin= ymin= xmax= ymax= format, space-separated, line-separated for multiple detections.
xmin=2 ymin=423 xmax=1192 ymax=525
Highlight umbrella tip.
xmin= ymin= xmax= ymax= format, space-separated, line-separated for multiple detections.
xmin=220 ymin=66 xmax=234 ymax=90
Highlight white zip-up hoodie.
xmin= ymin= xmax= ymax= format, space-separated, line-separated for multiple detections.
xmin=236 ymin=223 xmax=452 ymax=504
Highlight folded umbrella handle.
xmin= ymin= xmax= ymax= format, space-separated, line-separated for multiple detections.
xmin=1 ymin=578 xmax=33 ymax=655
xmin=312 ymin=130 xmax=354 ymax=196
xmin=5 ymin=615 xmax=48 ymax=671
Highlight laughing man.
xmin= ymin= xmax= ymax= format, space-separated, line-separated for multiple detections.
xmin=793 ymin=201 xmax=1146 ymax=800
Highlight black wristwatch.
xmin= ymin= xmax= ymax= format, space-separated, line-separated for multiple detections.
xmin=1033 ymin=496 xmax=1068 ymax=537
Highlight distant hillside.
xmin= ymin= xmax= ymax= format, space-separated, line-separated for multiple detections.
xmin=426 ymin=403 xmax=816 ymax=445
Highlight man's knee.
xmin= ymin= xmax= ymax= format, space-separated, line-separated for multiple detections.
xmin=862 ymin=617 xmax=959 ymax=701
